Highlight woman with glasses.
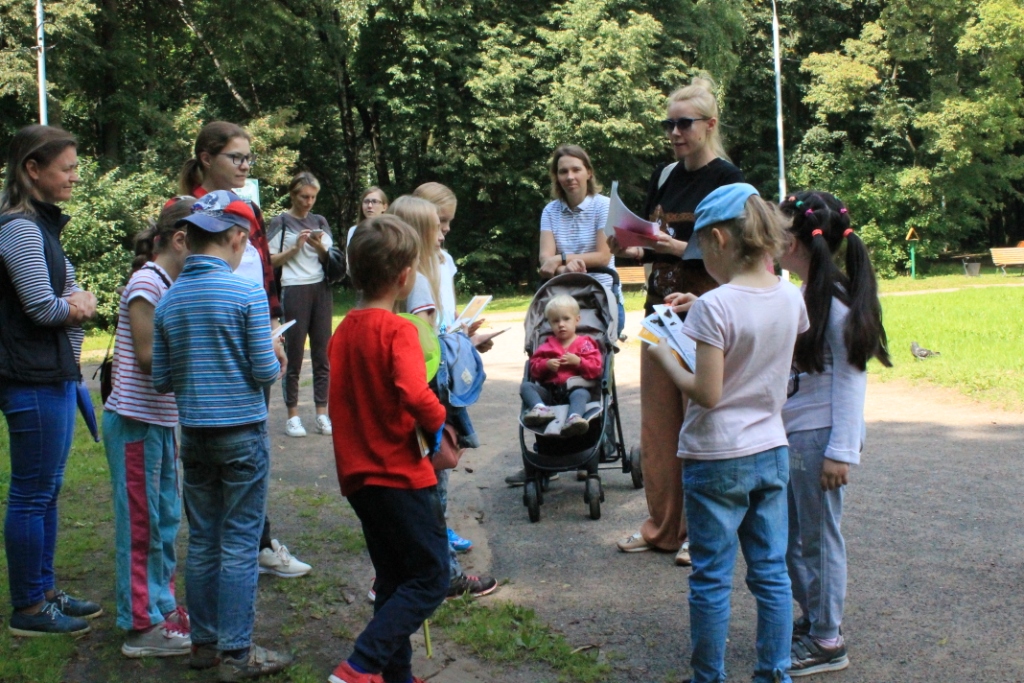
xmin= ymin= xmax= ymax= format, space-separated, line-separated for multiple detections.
xmin=346 ymin=187 xmax=389 ymax=249
xmin=268 ymin=172 xmax=333 ymax=440
xmin=178 ymin=122 xmax=312 ymax=582
xmin=610 ymin=77 xmax=744 ymax=566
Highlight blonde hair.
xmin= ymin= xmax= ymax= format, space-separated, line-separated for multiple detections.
xmin=544 ymin=294 xmax=580 ymax=318
xmin=413 ymin=182 xmax=457 ymax=218
xmin=668 ymin=76 xmax=729 ymax=161
xmin=288 ymin=171 xmax=320 ymax=196
xmin=696 ymin=195 xmax=791 ymax=267
xmin=388 ymin=195 xmax=443 ymax=325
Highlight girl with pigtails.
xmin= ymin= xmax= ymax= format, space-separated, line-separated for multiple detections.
xmin=778 ymin=192 xmax=891 ymax=677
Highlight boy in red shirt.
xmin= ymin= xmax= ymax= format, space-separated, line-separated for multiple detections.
xmin=327 ymin=216 xmax=448 ymax=683
xmin=521 ymin=294 xmax=603 ymax=437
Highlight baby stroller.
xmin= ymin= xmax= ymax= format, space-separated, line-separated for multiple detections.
xmin=517 ymin=267 xmax=642 ymax=522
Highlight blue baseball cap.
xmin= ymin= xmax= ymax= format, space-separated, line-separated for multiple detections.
xmin=177 ymin=190 xmax=255 ymax=233
xmin=682 ymin=183 xmax=761 ymax=260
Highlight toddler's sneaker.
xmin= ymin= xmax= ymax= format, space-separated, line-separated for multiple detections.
xmin=8 ymin=602 xmax=90 ymax=637
xmin=329 ymin=659 xmax=384 ymax=683
xmin=284 ymin=416 xmax=306 ymax=438
xmin=448 ymin=573 xmax=498 ymax=599
xmin=316 ymin=414 xmax=333 ymax=435
xmin=561 ymin=414 xmax=589 ymax=438
xmin=258 ymin=539 xmax=312 ymax=578
xmin=47 ymin=589 xmax=102 ymax=619
xmin=447 ymin=528 xmax=473 ymax=553
xmin=121 ymin=619 xmax=191 ymax=658
xmin=218 ymin=644 xmax=293 ymax=681
xmin=789 ymin=635 xmax=849 ymax=677
xmin=522 ymin=405 xmax=556 ymax=428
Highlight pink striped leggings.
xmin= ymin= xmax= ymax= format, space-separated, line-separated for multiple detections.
xmin=102 ymin=410 xmax=181 ymax=631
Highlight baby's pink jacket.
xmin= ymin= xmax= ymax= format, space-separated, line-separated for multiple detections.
xmin=528 ymin=335 xmax=603 ymax=385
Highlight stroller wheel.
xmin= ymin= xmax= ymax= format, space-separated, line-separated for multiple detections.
xmin=525 ymin=481 xmax=541 ymax=523
xmin=585 ymin=477 xmax=601 ymax=520
xmin=629 ymin=446 xmax=643 ymax=489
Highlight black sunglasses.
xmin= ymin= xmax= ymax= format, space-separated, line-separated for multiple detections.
xmin=661 ymin=117 xmax=709 ymax=134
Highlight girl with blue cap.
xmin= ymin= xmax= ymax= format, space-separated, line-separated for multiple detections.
xmin=649 ymin=182 xmax=807 ymax=683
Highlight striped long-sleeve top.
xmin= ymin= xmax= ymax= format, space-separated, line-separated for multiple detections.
xmin=152 ymin=254 xmax=280 ymax=428
xmin=0 ymin=211 xmax=84 ymax=361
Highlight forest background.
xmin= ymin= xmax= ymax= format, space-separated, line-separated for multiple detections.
xmin=0 ymin=0 xmax=1022 ymax=325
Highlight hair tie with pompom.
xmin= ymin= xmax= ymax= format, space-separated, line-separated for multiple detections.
xmin=840 ymin=208 xmax=848 ymax=215
xmin=805 ymin=209 xmax=814 ymax=217
xmin=788 ymin=196 xmax=796 ymax=202
xmin=843 ymin=228 xmax=854 ymax=238
xmin=811 ymin=229 xmax=823 ymax=237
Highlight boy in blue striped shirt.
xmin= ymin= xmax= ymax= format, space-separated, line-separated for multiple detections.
xmin=152 ymin=191 xmax=291 ymax=681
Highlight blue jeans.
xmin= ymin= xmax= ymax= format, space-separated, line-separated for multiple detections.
xmin=180 ymin=421 xmax=269 ymax=651
xmin=103 ymin=411 xmax=181 ymax=631
xmin=684 ymin=447 xmax=793 ymax=683
xmin=0 ymin=381 xmax=77 ymax=609
xmin=349 ymin=485 xmax=450 ymax=683
xmin=787 ymin=428 xmax=846 ymax=640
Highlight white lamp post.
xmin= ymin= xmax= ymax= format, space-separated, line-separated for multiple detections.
xmin=772 ymin=0 xmax=786 ymax=202
xmin=35 ymin=0 xmax=48 ymax=125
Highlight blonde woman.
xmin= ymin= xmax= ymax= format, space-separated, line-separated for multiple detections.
xmin=268 ymin=172 xmax=333 ymax=439
xmin=609 ymin=77 xmax=744 ymax=566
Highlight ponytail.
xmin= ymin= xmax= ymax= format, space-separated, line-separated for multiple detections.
xmin=781 ymin=191 xmax=891 ymax=372
xmin=844 ymin=231 xmax=892 ymax=369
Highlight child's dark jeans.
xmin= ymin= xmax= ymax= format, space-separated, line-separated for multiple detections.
xmin=347 ymin=485 xmax=450 ymax=683
xmin=521 ymin=381 xmax=589 ymax=418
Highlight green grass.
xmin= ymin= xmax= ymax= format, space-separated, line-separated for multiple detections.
xmin=876 ymin=260 xmax=1020 ymax=294
xmin=876 ymin=287 xmax=1024 ymax=409
xmin=432 ymin=598 xmax=612 ymax=683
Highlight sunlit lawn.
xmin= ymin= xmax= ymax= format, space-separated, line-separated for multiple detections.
xmin=875 ymin=287 xmax=1024 ymax=410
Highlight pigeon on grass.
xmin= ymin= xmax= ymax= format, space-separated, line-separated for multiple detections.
xmin=910 ymin=341 xmax=940 ymax=360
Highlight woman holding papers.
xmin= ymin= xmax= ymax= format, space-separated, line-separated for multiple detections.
xmin=538 ymin=145 xmax=625 ymax=337
xmin=610 ymin=77 xmax=744 ymax=565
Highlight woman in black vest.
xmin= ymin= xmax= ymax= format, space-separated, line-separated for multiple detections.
xmin=0 ymin=125 xmax=102 ymax=636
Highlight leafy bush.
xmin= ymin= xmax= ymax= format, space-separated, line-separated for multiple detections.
xmin=62 ymin=159 xmax=173 ymax=327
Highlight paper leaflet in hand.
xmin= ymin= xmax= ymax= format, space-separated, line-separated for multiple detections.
xmin=604 ymin=181 xmax=660 ymax=249
xmin=638 ymin=305 xmax=696 ymax=371
xmin=452 ymin=295 xmax=491 ymax=332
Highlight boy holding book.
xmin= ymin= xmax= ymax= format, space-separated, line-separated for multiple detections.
xmin=152 ymin=191 xmax=291 ymax=681
xmin=327 ymin=215 xmax=449 ymax=683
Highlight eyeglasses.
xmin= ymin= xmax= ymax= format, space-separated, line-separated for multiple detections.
xmin=362 ymin=198 xmax=383 ymax=206
xmin=218 ymin=153 xmax=258 ymax=167
xmin=661 ymin=117 xmax=709 ymax=134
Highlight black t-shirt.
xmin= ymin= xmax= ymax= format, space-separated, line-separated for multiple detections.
xmin=639 ymin=158 xmax=745 ymax=313
xmin=643 ymin=157 xmax=745 ymax=246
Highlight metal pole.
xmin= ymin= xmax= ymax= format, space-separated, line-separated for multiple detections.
xmin=35 ymin=0 xmax=48 ymax=125
xmin=772 ymin=0 xmax=785 ymax=201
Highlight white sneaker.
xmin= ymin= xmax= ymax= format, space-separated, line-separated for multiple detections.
xmin=258 ymin=539 xmax=312 ymax=578
xmin=316 ymin=414 xmax=333 ymax=435
xmin=284 ymin=416 xmax=306 ymax=438
xmin=121 ymin=621 xmax=191 ymax=658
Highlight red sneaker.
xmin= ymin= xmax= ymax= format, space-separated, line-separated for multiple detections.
xmin=329 ymin=660 xmax=383 ymax=683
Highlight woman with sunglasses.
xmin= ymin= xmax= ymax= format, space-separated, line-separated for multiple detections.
xmin=610 ymin=77 xmax=744 ymax=566
xmin=178 ymin=122 xmax=312 ymax=585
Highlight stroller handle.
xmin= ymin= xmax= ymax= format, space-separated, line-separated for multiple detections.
xmin=539 ymin=265 xmax=621 ymax=289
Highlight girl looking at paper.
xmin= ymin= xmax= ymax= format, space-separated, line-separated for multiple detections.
xmin=610 ymin=76 xmax=743 ymax=567
xmin=538 ymin=145 xmax=625 ymax=336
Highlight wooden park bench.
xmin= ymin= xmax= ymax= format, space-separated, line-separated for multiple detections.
xmin=989 ymin=247 xmax=1024 ymax=275
xmin=617 ymin=265 xmax=648 ymax=290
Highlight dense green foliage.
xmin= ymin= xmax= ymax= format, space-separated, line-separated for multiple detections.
xmin=1 ymin=0 xmax=1021 ymax=308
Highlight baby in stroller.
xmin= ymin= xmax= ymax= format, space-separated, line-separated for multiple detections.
xmin=520 ymin=295 xmax=603 ymax=437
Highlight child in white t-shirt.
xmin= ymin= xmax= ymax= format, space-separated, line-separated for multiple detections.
xmin=650 ymin=183 xmax=808 ymax=683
